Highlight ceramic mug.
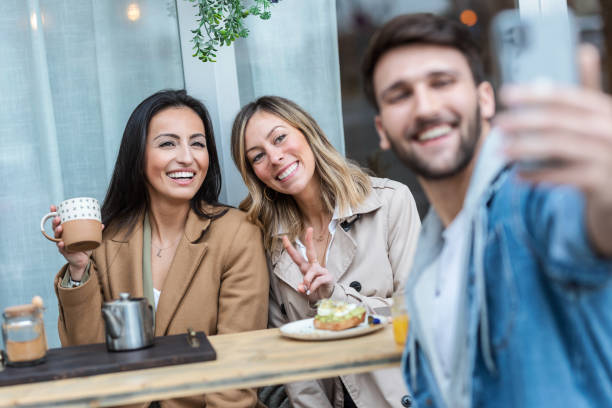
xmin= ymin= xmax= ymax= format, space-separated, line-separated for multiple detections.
xmin=40 ymin=197 xmax=102 ymax=252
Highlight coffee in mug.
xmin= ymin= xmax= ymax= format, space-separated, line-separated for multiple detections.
xmin=40 ymin=197 xmax=102 ymax=252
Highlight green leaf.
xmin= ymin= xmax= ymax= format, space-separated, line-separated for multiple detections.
xmin=185 ymin=0 xmax=276 ymax=63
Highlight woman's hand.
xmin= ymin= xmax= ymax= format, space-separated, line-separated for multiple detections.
xmin=51 ymin=204 xmax=97 ymax=281
xmin=282 ymin=228 xmax=335 ymax=302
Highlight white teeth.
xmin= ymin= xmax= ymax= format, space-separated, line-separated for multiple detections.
xmin=418 ymin=125 xmax=452 ymax=141
xmin=168 ymin=171 xmax=194 ymax=179
xmin=277 ymin=163 xmax=298 ymax=180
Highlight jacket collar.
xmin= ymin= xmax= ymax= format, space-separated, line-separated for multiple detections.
xmin=184 ymin=206 xmax=213 ymax=242
xmin=275 ymin=184 xmax=383 ymax=237
xmin=157 ymin=209 xmax=212 ymax=335
xmin=351 ymin=185 xmax=383 ymax=217
xmin=405 ymin=128 xmax=509 ymax=406
xmin=104 ymin=213 xmax=146 ymax=304
xmin=106 ymin=209 xmax=213 ymax=335
xmin=463 ymin=128 xmax=508 ymax=213
xmin=272 ymin=184 xmax=382 ymax=288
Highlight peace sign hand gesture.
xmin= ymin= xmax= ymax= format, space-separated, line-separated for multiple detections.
xmin=282 ymin=227 xmax=335 ymax=302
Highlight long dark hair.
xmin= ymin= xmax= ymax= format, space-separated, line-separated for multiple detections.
xmin=101 ymin=89 xmax=225 ymax=234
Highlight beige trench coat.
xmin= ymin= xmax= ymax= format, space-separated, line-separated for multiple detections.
xmin=54 ymin=208 xmax=269 ymax=408
xmin=269 ymin=177 xmax=421 ymax=408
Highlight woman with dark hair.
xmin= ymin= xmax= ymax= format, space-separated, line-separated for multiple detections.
xmin=51 ymin=89 xmax=269 ymax=408
xmin=231 ymin=96 xmax=420 ymax=408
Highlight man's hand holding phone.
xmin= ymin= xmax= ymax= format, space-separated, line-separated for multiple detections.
xmin=495 ymin=44 xmax=612 ymax=256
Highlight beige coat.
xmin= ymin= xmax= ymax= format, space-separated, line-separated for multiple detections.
xmin=269 ymin=177 xmax=421 ymax=408
xmin=54 ymin=207 xmax=269 ymax=408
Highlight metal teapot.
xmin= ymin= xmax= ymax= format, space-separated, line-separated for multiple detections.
xmin=101 ymin=293 xmax=154 ymax=351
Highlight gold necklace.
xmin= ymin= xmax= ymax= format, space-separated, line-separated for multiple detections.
xmin=152 ymin=236 xmax=181 ymax=258
xmin=314 ymin=230 xmax=328 ymax=241
xmin=311 ymin=218 xmax=332 ymax=242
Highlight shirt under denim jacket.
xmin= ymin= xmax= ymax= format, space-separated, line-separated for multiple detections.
xmin=402 ymin=129 xmax=612 ymax=408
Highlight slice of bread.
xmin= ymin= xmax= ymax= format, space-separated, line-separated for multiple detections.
xmin=314 ymin=309 xmax=365 ymax=331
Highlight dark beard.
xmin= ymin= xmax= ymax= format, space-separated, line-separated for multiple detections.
xmin=389 ymin=105 xmax=482 ymax=180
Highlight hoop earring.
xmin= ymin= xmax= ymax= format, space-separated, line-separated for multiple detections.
xmin=263 ymin=187 xmax=274 ymax=202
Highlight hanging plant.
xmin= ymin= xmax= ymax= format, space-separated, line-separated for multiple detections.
xmin=186 ymin=0 xmax=277 ymax=62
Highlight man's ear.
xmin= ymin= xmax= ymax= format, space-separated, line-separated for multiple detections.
xmin=477 ymin=81 xmax=496 ymax=120
xmin=374 ymin=115 xmax=391 ymax=150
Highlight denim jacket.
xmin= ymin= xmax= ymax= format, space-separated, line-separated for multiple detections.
xmin=403 ymin=130 xmax=612 ymax=408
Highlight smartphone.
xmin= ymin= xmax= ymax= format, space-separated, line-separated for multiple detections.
xmin=491 ymin=9 xmax=578 ymax=86
xmin=491 ymin=10 xmax=578 ymax=170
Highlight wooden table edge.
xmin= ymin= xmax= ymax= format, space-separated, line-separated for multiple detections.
xmin=0 ymin=326 xmax=403 ymax=407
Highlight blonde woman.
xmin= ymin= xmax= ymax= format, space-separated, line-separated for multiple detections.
xmin=231 ymin=96 xmax=421 ymax=408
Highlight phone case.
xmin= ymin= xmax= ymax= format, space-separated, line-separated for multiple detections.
xmin=491 ymin=9 xmax=578 ymax=86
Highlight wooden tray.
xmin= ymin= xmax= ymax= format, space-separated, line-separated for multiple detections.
xmin=0 ymin=332 xmax=216 ymax=386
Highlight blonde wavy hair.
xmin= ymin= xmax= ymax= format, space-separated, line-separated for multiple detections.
xmin=231 ymin=96 xmax=372 ymax=253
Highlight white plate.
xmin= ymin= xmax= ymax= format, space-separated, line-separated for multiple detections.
xmin=279 ymin=317 xmax=385 ymax=341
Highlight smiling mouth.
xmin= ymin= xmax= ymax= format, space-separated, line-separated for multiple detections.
xmin=167 ymin=171 xmax=195 ymax=180
xmin=277 ymin=162 xmax=298 ymax=181
xmin=415 ymin=124 xmax=453 ymax=142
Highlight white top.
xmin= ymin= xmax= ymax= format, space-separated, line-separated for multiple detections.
xmin=153 ymin=288 xmax=161 ymax=311
xmin=294 ymin=206 xmax=352 ymax=263
xmin=431 ymin=209 xmax=469 ymax=376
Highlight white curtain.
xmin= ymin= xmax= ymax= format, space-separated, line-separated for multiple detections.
xmin=234 ymin=0 xmax=345 ymax=153
xmin=0 ymin=0 xmax=184 ymax=348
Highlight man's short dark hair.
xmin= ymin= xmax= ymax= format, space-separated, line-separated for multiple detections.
xmin=362 ymin=13 xmax=485 ymax=111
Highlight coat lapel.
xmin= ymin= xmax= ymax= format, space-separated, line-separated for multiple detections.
xmin=270 ymin=224 xmax=360 ymax=289
xmin=328 ymin=186 xmax=382 ymax=282
xmin=155 ymin=210 xmax=211 ymax=335
xmin=327 ymin=227 xmax=356 ymax=282
xmin=107 ymin=217 xmax=144 ymax=300
xmin=272 ymin=183 xmax=387 ymax=287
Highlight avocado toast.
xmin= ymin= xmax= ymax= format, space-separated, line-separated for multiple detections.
xmin=314 ymin=299 xmax=366 ymax=331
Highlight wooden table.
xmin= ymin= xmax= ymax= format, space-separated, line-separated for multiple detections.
xmin=0 ymin=325 xmax=403 ymax=407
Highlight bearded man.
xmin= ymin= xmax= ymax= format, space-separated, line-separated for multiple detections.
xmin=362 ymin=13 xmax=612 ymax=408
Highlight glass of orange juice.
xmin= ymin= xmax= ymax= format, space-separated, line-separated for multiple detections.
xmin=391 ymin=292 xmax=409 ymax=346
